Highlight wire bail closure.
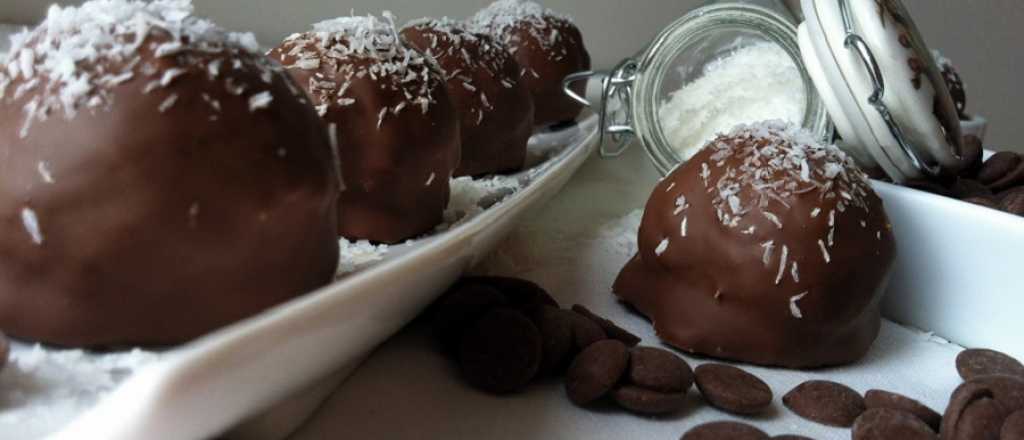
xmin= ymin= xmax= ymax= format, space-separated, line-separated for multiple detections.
xmin=563 ymin=58 xmax=639 ymax=158
xmin=837 ymin=0 xmax=949 ymax=177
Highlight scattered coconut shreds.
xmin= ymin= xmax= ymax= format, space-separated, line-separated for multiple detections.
xmin=0 ymin=344 xmax=160 ymax=437
xmin=690 ymin=120 xmax=872 ymax=281
xmin=0 ymin=0 xmax=278 ymax=138
xmin=468 ymin=0 xmax=576 ymax=60
xmin=655 ymin=238 xmax=669 ymax=256
xmin=335 ymin=238 xmax=389 ymax=276
xmin=20 ymin=207 xmax=43 ymax=245
xmin=275 ymin=11 xmax=443 ymax=118
xmin=247 ymin=90 xmax=273 ymax=112
xmin=401 ymin=17 xmax=519 ymax=125
xmin=789 ymin=291 xmax=809 ymax=319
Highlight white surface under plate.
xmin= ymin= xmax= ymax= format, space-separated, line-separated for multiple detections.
xmin=292 ymin=140 xmax=1021 ymax=439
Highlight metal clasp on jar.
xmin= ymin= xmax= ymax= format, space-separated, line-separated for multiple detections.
xmin=562 ymin=58 xmax=639 ymax=158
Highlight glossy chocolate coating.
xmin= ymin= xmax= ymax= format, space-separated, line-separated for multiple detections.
xmin=402 ymin=18 xmax=534 ymax=177
xmin=613 ymin=123 xmax=896 ymax=368
xmin=270 ymin=16 xmax=460 ymax=243
xmin=471 ymin=0 xmax=590 ymax=126
xmin=0 ymin=35 xmax=339 ymax=346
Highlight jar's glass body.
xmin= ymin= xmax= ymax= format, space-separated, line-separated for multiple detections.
xmin=627 ymin=3 xmax=833 ymax=175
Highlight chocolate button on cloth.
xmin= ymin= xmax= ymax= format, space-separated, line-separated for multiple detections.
xmin=458 ymin=309 xmax=542 ymax=394
xmin=565 ymin=339 xmax=629 ymax=405
xmin=694 ymin=363 xmax=773 ymax=415
xmin=681 ymin=421 xmax=769 ymax=440
xmin=865 ymin=389 xmax=943 ymax=431
xmin=571 ymin=304 xmax=641 ymax=347
xmin=956 ymin=349 xmax=1024 ymax=381
xmin=783 ymin=380 xmax=866 ymax=427
xmin=852 ymin=408 xmax=936 ymax=440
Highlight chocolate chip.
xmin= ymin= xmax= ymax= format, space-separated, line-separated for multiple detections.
xmin=949 ymin=178 xmax=992 ymax=200
xmin=1002 ymin=410 xmax=1024 ymax=440
xmin=941 ymin=381 xmax=997 ymax=439
xmin=567 ymin=310 xmax=607 ymax=352
xmin=571 ymin=304 xmax=641 ymax=346
xmin=950 ymin=397 xmax=1007 ymax=440
xmin=460 ymin=276 xmax=559 ymax=309
xmin=432 ymin=284 xmax=507 ymax=352
xmin=865 ymin=389 xmax=943 ymax=431
xmin=458 ymin=309 xmax=542 ymax=394
xmin=956 ymin=349 xmax=1024 ymax=381
xmin=977 ymin=152 xmax=1022 ymax=186
xmin=681 ymin=421 xmax=769 ymax=440
xmin=968 ymin=375 xmax=1024 ymax=413
xmin=999 ymin=187 xmax=1024 ymax=216
xmin=528 ymin=306 xmax=575 ymax=376
xmin=566 ymin=339 xmax=629 ymax=405
xmin=694 ymin=363 xmax=772 ymax=415
xmin=626 ymin=346 xmax=693 ymax=393
xmin=990 ymin=162 xmax=1024 ymax=192
xmin=611 ymin=385 xmax=688 ymax=415
xmin=783 ymin=380 xmax=866 ymax=427
xmin=964 ymin=196 xmax=1001 ymax=210
xmin=852 ymin=408 xmax=936 ymax=440
xmin=959 ymin=135 xmax=984 ymax=178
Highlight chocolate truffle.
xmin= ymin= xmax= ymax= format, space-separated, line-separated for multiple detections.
xmin=270 ymin=13 xmax=460 ymax=243
xmin=470 ymin=0 xmax=590 ymax=126
xmin=614 ymin=121 xmax=896 ymax=368
xmin=401 ymin=18 xmax=534 ymax=177
xmin=0 ymin=1 xmax=340 ymax=346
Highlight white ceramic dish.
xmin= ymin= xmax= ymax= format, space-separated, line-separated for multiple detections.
xmin=45 ymin=115 xmax=599 ymax=440
xmin=875 ymin=177 xmax=1024 ymax=362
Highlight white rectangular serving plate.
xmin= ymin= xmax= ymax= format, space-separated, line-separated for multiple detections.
xmin=47 ymin=116 xmax=600 ymax=440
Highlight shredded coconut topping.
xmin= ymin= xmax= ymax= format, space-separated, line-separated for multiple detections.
xmin=273 ymin=11 xmax=443 ymax=122
xmin=789 ymin=291 xmax=809 ymax=319
xmin=402 ymin=17 xmax=520 ymax=127
xmin=655 ymin=238 xmax=669 ymax=256
xmin=690 ymin=121 xmax=872 ymax=280
xmin=469 ymin=0 xmax=577 ymax=62
xmin=1 ymin=0 xmax=279 ymax=137
xmin=21 ymin=207 xmax=44 ymax=245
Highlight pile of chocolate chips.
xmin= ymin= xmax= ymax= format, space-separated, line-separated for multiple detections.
xmin=432 ymin=277 xmax=787 ymax=420
xmin=907 ymin=136 xmax=1024 ymax=216
xmin=432 ymin=277 xmax=1024 ymax=438
xmin=686 ymin=348 xmax=1024 ymax=439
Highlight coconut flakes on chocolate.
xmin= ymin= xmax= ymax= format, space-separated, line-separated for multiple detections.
xmin=275 ymin=12 xmax=441 ymax=124
xmin=0 ymin=0 xmax=281 ymax=138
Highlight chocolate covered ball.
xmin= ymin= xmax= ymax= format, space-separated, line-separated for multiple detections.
xmin=401 ymin=18 xmax=534 ymax=177
xmin=613 ymin=121 xmax=896 ymax=368
xmin=270 ymin=13 xmax=460 ymax=243
xmin=0 ymin=1 xmax=340 ymax=346
xmin=470 ymin=0 xmax=590 ymax=126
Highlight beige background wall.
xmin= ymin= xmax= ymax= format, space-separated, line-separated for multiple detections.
xmin=2 ymin=0 xmax=1021 ymax=149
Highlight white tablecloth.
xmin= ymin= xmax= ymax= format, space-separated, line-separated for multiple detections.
xmin=290 ymin=142 xmax=964 ymax=440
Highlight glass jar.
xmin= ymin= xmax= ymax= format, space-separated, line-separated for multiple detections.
xmin=568 ymin=2 xmax=832 ymax=176
xmin=565 ymin=0 xmax=963 ymax=182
